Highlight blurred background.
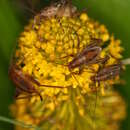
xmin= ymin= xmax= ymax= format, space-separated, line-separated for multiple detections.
xmin=0 ymin=0 xmax=130 ymax=129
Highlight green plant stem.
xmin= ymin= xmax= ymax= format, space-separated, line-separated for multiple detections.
xmin=0 ymin=116 xmax=41 ymax=130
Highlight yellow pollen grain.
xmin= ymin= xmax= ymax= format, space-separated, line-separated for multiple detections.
xmin=80 ymin=13 xmax=88 ymax=22
xmin=57 ymin=46 xmax=63 ymax=53
xmin=44 ymin=33 xmax=50 ymax=40
xmin=45 ymin=43 xmax=55 ymax=54
xmin=41 ymin=43 xmax=47 ymax=50
xmin=35 ymin=41 xmax=41 ymax=49
xmin=77 ymin=28 xmax=84 ymax=35
xmin=79 ymin=108 xmax=84 ymax=116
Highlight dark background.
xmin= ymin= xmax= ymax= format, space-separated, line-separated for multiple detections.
xmin=0 ymin=0 xmax=129 ymax=129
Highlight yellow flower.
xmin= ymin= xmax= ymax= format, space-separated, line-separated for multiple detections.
xmin=10 ymin=2 xmax=126 ymax=130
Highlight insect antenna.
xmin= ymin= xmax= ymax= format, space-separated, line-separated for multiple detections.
xmin=27 ymin=0 xmax=37 ymax=13
xmin=23 ymin=5 xmax=36 ymax=16
xmin=15 ymin=0 xmax=38 ymax=17
xmin=27 ymin=75 xmax=67 ymax=89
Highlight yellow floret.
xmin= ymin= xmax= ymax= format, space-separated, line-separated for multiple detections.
xmin=109 ymin=36 xmax=124 ymax=59
xmin=80 ymin=13 xmax=88 ymax=22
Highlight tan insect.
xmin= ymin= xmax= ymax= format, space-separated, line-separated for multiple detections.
xmin=33 ymin=0 xmax=77 ymax=28
xmin=8 ymin=64 xmax=66 ymax=100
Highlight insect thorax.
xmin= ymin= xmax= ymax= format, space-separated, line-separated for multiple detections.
xmin=40 ymin=0 xmax=77 ymax=18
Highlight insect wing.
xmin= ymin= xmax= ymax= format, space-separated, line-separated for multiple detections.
xmin=97 ymin=64 xmax=122 ymax=80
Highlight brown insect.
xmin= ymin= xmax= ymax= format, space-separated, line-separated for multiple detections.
xmin=92 ymin=57 xmax=130 ymax=86
xmin=90 ymin=63 xmax=124 ymax=120
xmin=90 ymin=57 xmax=130 ymax=86
xmin=91 ymin=63 xmax=123 ymax=87
xmin=8 ymin=64 xmax=66 ymax=100
xmin=33 ymin=0 xmax=77 ymax=27
xmin=88 ymin=63 xmax=123 ymax=124
xmin=63 ymin=38 xmax=109 ymax=73
xmin=59 ymin=38 xmax=109 ymax=85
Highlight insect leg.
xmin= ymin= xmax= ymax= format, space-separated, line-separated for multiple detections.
xmin=14 ymin=87 xmax=36 ymax=100
xmin=14 ymin=88 xmax=22 ymax=99
xmin=69 ymin=68 xmax=82 ymax=87
xmin=90 ymin=38 xmax=103 ymax=46
xmin=84 ymin=66 xmax=96 ymax=73
xmin=84 ymin=56 xmax=110 ymax=73
xmin=39 ymin=84 xmax=67 ymax=88
xmin=26 ymin=75 xmax=67 ymax=88
xmin=67 ymin=0 xmax=73 ymax=16
xmin=60 ymin=54 xmax=75 ymax=59
xmin=16 ymin=83 xmax=42 ymax=100
xmin=91 ymin=81 xmax=100 ymax=128
xmin=78 ymin=66 xmax=84 ymax=74
xmin=94 ymin=55 xmax=110 ymax=64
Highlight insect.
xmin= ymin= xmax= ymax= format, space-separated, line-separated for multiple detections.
xmin=88 ymin=63 xmax=123 ymax=124
xmin=8 ymin=64 xmax=66 ymax=100
xmin=90 ymin=63 xmax=124 ymax=121
xmin=90 ymin=63 xmax=123 ymax=89
xmin=33 ymin=0 xmax=77 ymax=27
xmin=63 ymin=38 xmax=109 ymax=74
xmin=92 ymin=58 xmax=130 ymax=84
xmin=89 ymin=58 xmax=130 ymax=128
xmin=58 ymin=38 xmax=109 ymax=86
